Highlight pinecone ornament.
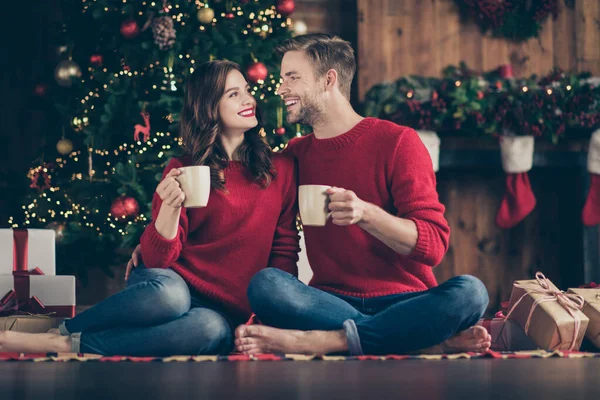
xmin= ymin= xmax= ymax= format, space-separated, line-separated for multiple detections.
xmin=152 ymin=16 xmax=176 ymax=50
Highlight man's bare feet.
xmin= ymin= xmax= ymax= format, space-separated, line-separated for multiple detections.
xmin=439 ymin=325 xmax=492 ymax=353
xmin=234 ymin=325 xmax=348 ymax=355
xmin=0 ymin=331 xmax=71 ymax=353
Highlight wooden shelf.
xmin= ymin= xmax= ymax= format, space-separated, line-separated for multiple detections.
xmin=438 ymin=137 xmax=589 ymax=168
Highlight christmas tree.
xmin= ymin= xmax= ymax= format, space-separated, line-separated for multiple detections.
xmin=9 ymin=0 xmax=303 ymax=279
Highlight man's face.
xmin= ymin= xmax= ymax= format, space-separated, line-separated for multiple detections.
xmin=277 ymin=51 xmax=326 ymax=126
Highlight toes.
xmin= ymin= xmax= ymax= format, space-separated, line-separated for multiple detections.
xmin=235 ymin=337 xmax=253 ymax=346
xmin=237 ymin=344 xmax=259 ymax=353
xmin=234 ymin=325 xmax=247 ymax=339
xmin=470 ymin=325 xmax=488 ymax=339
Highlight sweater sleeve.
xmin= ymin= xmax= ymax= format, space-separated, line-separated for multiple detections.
xmin=268 ymin=154 xmax=300 ymax=276
xmin=390 ymin=128 xmax=450 ymax=267
xmin=139 ymin=158 xmax=189 ymax=269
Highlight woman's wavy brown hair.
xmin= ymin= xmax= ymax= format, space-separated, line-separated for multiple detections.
xmin=179 ymin=60 xmax=275 ymax=191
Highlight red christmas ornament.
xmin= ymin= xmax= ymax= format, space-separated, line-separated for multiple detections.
xmin=498 ymin=64 xmax=513 ymax=79
xmin=90 ymin=54 xmax=103 ymax=66
xmin=246 ymin=62 xmax=268 ymax=83
xmin=431 ymin=90 xmax=438 ymax=100
xmin=120 ymin=20 xmax=140 ymax=39
xmin=276 ymin=0 xmax=295 ymax=16
xmin=477 ymin=91 xmax=484 ymax=99
xmin=34 ymin=83 xmax=48 ymax=97
xmin=495 ymin=81 xmax=503 ymax=90
xmin=275 ymin=127 xmax=286 ymax=135
xmin=111 ymin=196 xmax=139 ymax=219
xmin=225 ymin=12 xmax=235 ymax=19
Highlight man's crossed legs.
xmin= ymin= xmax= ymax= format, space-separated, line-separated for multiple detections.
xmin=235 ymin=268 xmax=491 ymax=355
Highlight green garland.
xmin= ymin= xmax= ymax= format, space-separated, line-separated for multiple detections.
xmin=454 ymin=0 xmax=569 ymax=42
xmin=362 ymin=62 xmax=600 ymax=144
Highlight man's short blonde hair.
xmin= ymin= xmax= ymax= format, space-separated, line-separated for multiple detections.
xmin=276 ymin=33 xmax=355 ymax=100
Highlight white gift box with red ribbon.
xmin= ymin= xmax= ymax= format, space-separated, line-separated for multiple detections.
xmin=0 ymin=229 xmax=56 ymax=276
xmin=0 ymin=274 xmax=75 ymax=317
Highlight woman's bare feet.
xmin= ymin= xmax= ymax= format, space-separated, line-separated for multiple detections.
xmin=439 ymin=325 xmax=492 ymax=353
xmin=0 ymin=331 xmax=71 ymax=353
xmin=234 ymin=325 xmax=348 ymax=355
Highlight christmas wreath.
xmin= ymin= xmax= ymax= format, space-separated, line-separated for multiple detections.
xmin=454 ymin=0 xmax=570 ymax=42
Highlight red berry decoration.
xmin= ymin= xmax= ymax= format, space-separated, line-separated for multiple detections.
xmin=90 ymin=54 xmax=103 ymax=66
xmin=120 ymin=20 xmax=140 ymax=39
xmin=246 ymin=62 xmax=268 ymax=83
xmin=276 ymin=0 xmax=295 ymax=16
xmin=275 ymin=127 xmax=286 ymax=135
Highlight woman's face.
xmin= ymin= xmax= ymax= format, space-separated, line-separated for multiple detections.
xmin=218 ymin=69 xmax=258 ymax=134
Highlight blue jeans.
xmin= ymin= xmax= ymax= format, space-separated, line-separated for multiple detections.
xmin=247 ymin=268 xmax=489 ymax=355
xmin=59 ymin=265 xmax=239 ymax=356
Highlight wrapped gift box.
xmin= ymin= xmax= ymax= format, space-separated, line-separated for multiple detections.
xmin=507 ymin=273 xmax=589 ymax=351
xmin=567 ymin=288 xmax=600 ymax=348
xmin=478 ymin=317 xmax=538 ymax=351
xmin=0 ymin=315 xmax=64 ymax=333
xmin=0 ymin=275 xmax=75 ymax=317
xmin=0 ymin=229 xmax=56 ymax=276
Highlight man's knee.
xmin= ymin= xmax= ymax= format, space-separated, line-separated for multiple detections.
xmin=451 ymin=275 xmax=489 ymax=317
xmin=247 ymin=268 xmax=293 ymax=304
xmin=184 ymin=309 xmax=232 ymax=355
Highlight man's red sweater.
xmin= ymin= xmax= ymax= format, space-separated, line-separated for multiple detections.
xmin=286 ymin=117 xmax=450 ymax=297
xmin=140 ymin=154 xmax=300 ymax=318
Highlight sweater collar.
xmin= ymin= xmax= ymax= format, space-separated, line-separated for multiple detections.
xmin=310 ymin=117 xmax=376 ymax=151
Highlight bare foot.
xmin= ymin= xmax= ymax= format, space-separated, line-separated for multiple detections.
xmin=47 ymin=328 xmax=60 ymax=335
xmin=234 ymin=325 xmax=348 ymax=355
xmin=440 ymin=325 xmax=492 ymax=353
xmin=0 ymin=331 xmax=71 ymax=353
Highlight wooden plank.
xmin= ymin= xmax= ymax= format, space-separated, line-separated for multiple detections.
xmin=553 ymin=2 xmax=577 ymax=72
xmin=576 ymin=0 xmax=600 ymax=75
xmin=357 ymin=0 xmax=387 ymax=100
xmin=411 ymin=0 xmax=439 ymax=76
xmin=435 ymin=0 xmax=461 ymax=72
xmin=458 ymin=13 xmax=484 ymax=71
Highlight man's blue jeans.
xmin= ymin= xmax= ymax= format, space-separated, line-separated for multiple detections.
xmin=247 ymin=268 xmax=489 ymax=355
xmin=59 ymin=265 xmax=239 ymax=356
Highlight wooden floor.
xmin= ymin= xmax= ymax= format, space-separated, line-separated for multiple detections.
xmin=2 ymin=358 xmax=600 ymax=399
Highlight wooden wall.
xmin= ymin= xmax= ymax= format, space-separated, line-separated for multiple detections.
xmin=357 ymin=0 xmax=600 ymax=100
xmin=356 ymin=0 xmax=600 ymax=313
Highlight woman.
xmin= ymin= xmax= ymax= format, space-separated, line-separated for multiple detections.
xmin=0 ymin=61 xmax=299 ymax=356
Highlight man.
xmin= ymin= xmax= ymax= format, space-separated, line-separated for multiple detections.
xmin=233 ymin=34 xmax=491 ymax=356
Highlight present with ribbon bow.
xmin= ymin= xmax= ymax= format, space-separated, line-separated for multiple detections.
xmin=506 ymin=272 xmax=589 ymax=351
xmin=477 ymin=311 xmax=538 ymax=352
xmin=566 ymin=288 xmax=600 ymax=349
xmin=0 ymin=229 xmax=56 ymax=276
xmin=0 ymin=314 xmax=64 ymax=333
xmin=0 ymin=272 xmax=75 ymax=318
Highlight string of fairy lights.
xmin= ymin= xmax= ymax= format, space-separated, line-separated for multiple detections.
xmin=10 ymin=0 xmax=302 ymax=237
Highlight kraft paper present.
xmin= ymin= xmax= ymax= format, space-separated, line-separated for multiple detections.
xmin=507 ymin=273 xmax=589 ymax=351
xmin=0 ymin=315 xmax=64 ymax=333
xmin=567 ymin=288 xmax=600 ymax=348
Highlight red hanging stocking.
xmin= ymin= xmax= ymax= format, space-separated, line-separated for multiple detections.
xmin=582 ymin=129 xmax=600 ymax=226
xmin=496 ymin=135 xmax=536 ymax=229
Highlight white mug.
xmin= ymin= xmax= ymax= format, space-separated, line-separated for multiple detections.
xmin=299 ymin=185 xmax=332 ymax=227
xmin=176 ymin=166 xmax=210 ymax=208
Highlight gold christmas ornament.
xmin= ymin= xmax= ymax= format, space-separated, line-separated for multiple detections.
xmin=54 ymin=60 xmax=82 ymax=87
xmin=57 ymin=138 xmax=74 ymax=155
xmin=197 ymin=7 xmax=215 ymax=24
